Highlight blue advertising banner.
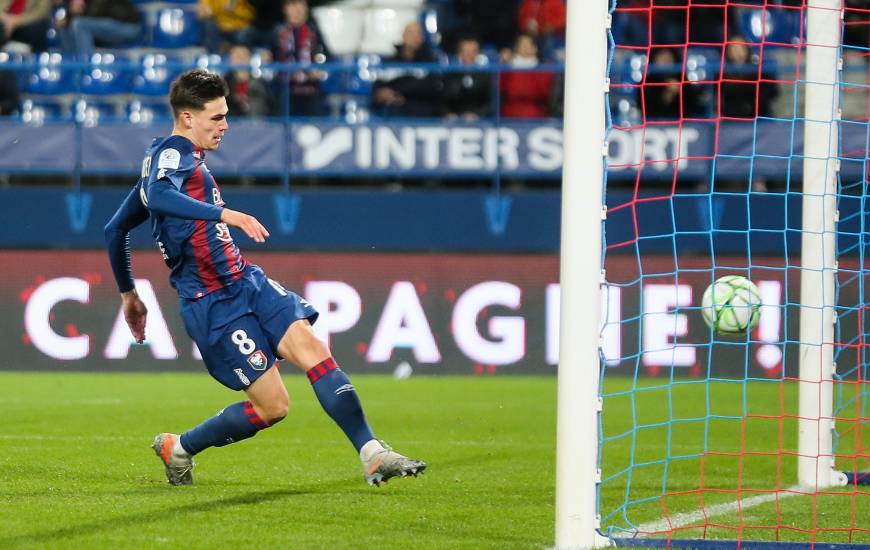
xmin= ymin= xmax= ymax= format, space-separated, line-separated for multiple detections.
xmin=2 ymin=118 xmax=868 ymax=180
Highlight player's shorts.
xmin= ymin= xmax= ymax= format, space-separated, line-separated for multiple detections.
xmin=179 ymin=264 xmax=319 ymax=391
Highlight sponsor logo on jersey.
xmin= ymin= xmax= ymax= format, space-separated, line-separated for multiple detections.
xmin=212 ymin=188 xmax=225 ymax=206
xmin=157 ymin=168 xmax=166 ymax=180
xmin=234 ymin=368 xmax=251 ymax=386
xmin=334 ymin=383 xmax=355 ymax=396
xmin=247 ymin=350 xmax=268 ymax=371
xmin=157 ymin=148 xmax=181 ymax=169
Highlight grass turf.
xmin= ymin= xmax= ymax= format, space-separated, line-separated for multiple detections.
xmin=0 ymin=373 xmax=556 ymax=549
xmin=0 ymin=373 xmax=866 ymax=548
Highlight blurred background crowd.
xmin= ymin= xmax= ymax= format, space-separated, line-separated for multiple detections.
xmin=3 ymin=0 xmax=866 ymax=126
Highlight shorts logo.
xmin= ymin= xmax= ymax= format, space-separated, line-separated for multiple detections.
xmin=234 ymin=368 xmax=251 ymax=386
xmin=334 ymin=383 xmax=355 ymax=396
xmin=248 ymin=350 xmax=268 ymax=371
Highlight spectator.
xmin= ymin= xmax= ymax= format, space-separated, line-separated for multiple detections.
xmin=372 ymin=21 xmax=443 ymax=118
xmin=453 ymin=0 xmax=517 ymax=51
xmin=272 ymin=0 xmax=329 ymax=116
xmin=641 ymin=48 xmax=706 ymax=121
xmin=0 ymin=69 xmax=18 ymax=115
xmin=224 ymin=44 xmax=272 ymax=117
xmin=198 ymin=0 xmax=254 ymax=54
xmin=719 ymin=38 xmax=778 ymax=119
xmin=240 ymin=0 xmax=283 ymax=50
xmin=57 ymin=0 xmax=141 ymax=58
xmin=442 ymin=34 xmax=492 ymax=120
xmin=0 ymin=0 xmax=51 ymax=53
xmin=499 ymin=33 xmax=554 ymax=119
xmin=517 ymin=0 xmax=565 ymax=60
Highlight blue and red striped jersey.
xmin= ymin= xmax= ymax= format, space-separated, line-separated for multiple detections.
xmin=139 ymin=135 xmax=246 ymax=299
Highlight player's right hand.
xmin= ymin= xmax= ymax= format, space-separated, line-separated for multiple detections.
xmin=121 ymin=290 xmax=148 ymax=344
xmin=220 ymin=208 xmax=270 ymax=243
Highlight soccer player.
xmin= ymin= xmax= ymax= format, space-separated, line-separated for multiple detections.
xmin=104 ymin=69 xmax=426 ymax=487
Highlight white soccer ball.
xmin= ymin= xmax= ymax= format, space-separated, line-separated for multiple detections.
xmin=701 ymin=275 xmax=761 ymax=335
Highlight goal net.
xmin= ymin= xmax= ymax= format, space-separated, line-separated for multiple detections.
xmin=557 ymin=0 xmax=868 ymax=547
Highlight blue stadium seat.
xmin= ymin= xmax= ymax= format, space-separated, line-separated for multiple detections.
xmin=737 ymin=7 xmax=801 ymax=45
xmin=194 ymin=53 xmax=225 ymax=73
xmin=80 ymin=53 xmax=132 ymax=95
xmin=0 ymin=51 xmax=28 ymax=89
xmin=127 ymin=99 xmax=172 ymax=125
xmin=348 ymin=53 xmax=380 ymax=96
xmin=150 ymin=7 xmax=200 ymax=49
xmin=74 ymin=98 xmax=121 ymax=127
xmin=27 ymin=52 xmax=75 ymax=95
xmin=21 ymin=98 xmax=67 ymax=125
xmin=132 ymin=53 xmax=181 ymax=96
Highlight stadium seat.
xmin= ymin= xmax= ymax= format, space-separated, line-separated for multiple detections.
xmin=312 ymin=6 xmax=365 ymax=56
xmin=0 ymin=51 xmax=28 ymax=87
xmin=127 ymin=99 xmax=172 ymax=125
xmin=420 ymin=7 xmax=442 ymax=50
xmin=74 ymin=98 xmax=121 ymax=127
xmin=132 ymin=53 xmax=181 ymax=96
xmin=80 ymin=53 xmax=132 ymax=95
xmin=150 ymin=7 xmax=201 ymax=49
xmin=27 ymin=52 xmax=75 ymax=95
xmin=348 ymin=53 xmax=380 ymax=95
xmin=359 ymin=7 xmax=419 ymax=55
xmin=195 ymin=53 xmax=225 ymax=73
xmin=737 ymin=7 xmax=801 ymax=45
xmin=20 ymin=98 xmax=67 ymax=126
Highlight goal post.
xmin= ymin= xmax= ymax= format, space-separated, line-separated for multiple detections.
xmin=554 ymin=0 xmax=609 ymax=548
xmin=798 ymin=0 xmax=844 ymax=491
xmin=556 ymin=0 xmax=868 ymax=547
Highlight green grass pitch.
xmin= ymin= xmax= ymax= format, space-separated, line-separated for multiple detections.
xmin=0 ymin=372 xmax=866 ymax=548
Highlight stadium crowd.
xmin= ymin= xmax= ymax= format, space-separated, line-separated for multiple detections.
xmin=0 ymin=0 xmax=572 ymax=121
xmin=0 ymin=0 xmax=837 ymax=124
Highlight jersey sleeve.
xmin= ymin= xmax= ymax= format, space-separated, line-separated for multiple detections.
xmin=104 ymin=182 xmax=150 ymax=293
xmin=143 ymin=147 xmax=224 ymax=221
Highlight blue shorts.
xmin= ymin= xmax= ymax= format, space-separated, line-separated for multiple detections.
xmin=179 ymin=265 xmax=319 ymax=391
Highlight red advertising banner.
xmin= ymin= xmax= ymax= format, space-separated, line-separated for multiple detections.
xmin=3 ymin=251 xmax=860 ymax=377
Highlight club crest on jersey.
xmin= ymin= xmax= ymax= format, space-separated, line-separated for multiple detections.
xmin=157 ymin=148 xmax=181 ymax=169
xmin=247 ymin=350 xmax=268 ymax=371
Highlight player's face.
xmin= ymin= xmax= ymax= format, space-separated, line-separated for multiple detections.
xmin=188 ymin=97 xmax=229 ymax=151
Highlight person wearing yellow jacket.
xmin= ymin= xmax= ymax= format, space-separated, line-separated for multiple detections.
xmin=198 ymin=0 xmax=254 ymax=53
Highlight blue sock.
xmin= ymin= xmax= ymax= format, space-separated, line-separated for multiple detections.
xmin=308 ymin=358 xmax=375 ymax=452
xmin=179 ymin=401 xmax=269 ymax=455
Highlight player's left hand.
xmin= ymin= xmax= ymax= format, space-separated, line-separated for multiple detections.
xmin=121 ymin=290 xmax=148 ymax=343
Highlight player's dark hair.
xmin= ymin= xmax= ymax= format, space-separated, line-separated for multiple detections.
xmin=169 ymin=69 xmax=229 ymax=118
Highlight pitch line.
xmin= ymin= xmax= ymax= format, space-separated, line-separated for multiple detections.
xmin=619 ymin=487 xmax=803 ymax=537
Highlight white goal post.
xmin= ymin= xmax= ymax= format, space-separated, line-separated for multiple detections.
xmin=556 ymin=0 xmax=856 ymax=547
xmin=554 ymin=0 xmax=609 ymax=548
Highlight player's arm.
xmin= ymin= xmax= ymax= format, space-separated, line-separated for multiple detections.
xmin=146 ymin=177 xmax=270 ymax=243
xmin=104 ymin=184 xmax=150 ymax=343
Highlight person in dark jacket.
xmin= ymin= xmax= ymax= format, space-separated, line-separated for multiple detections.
xmin=224 ymin=44 xmax=272 ymax=117
xmin=239 ymin=0 xmax=284 ymax=50
xmin=0 ymin=69 xmax=19 ymax=115
xmin=272 ymin=0 xmax=329 ymax=116
xmin=719 ymin=38 xmax=778 ymax=119
xmin=442 ymin=34 xmax=491 ymax=120
xmin=58 ymin=0 xmax=141 ymax=57
xmin=372 ymin=21 xmax=442 ymax=118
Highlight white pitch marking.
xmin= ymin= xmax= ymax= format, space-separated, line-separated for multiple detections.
xmin=616 ymin=486 xmax=804 ymax=537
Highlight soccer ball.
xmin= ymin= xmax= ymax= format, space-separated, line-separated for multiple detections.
xmin=701 ymin=275 xmax=761 ymax=335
